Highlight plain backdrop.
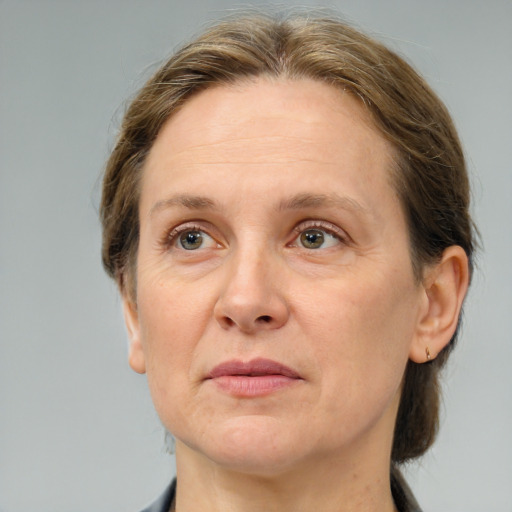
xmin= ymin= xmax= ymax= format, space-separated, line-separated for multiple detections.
xmin=1 ymin=1 xmax=511 ymax=511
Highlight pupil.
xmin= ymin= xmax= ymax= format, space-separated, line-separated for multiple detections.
xmin=301 ymin=229 xmax=324 ymax=249
xmin=180 ymin=231 xmax=202 ymax=250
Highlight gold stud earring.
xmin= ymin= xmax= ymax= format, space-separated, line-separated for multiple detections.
xmin=426 ymin=346 xmax=431 ymax=361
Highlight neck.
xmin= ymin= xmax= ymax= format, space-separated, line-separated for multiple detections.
xmin=173 ymin=441 xmax=397 ymax=512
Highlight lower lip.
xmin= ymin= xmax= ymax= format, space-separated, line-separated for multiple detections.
xmin=210 ymin=375 xmax=300 ymax=397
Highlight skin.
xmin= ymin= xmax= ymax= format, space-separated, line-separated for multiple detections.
xmin=123 ymin=78 xmax=469 ymax=512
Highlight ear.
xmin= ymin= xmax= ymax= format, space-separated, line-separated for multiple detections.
xmin=122 ymin=297 xmax=147 ymax=374
xmin=409 ymin=245 xmax=470 ymax=363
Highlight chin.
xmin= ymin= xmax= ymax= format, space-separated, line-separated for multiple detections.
xmin=180 ymin=415 xmax=307 ymax=476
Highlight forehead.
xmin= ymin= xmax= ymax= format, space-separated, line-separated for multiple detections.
xmin=141 ymin=78 xmax=398 ymax=216
xmin=148 ymin=78 xmax=387 ymax=162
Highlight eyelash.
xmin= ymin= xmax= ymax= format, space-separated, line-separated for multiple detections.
xmin=291 ymin=220 xmax=348 ymax=246
xmin=162 ymin=219 xmax=349 ymax=250
xmin=164 ymin=222 xmax=216 ymax=248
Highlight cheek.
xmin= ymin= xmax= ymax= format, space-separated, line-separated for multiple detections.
xmin=302 ymin=272 xmax=418 ymax=399
xmin=137 ymin=292 xmax=199 ymax=432
xmin=135 ymin=272 xmax=212 ymax=396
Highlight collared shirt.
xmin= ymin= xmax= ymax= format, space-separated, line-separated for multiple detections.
xmin=140 ymin=471 xmax=422 ymax=512
xmin=390 ymin=467 xmax=422 ymax=512
xmin=139 ymin=480 xmax=174 ymax=512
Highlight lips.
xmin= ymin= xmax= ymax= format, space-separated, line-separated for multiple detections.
xmin=207 ymin=358 xmax=302 ymax=396
xmin=208 ymin=358 xmax=300 ymax=379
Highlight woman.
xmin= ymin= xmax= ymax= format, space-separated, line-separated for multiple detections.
xmin=100 ymin=12 xmax=475 ymax=512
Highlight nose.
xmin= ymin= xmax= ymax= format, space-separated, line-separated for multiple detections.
xmin=213 ymin=249 xmax=289 ymax=334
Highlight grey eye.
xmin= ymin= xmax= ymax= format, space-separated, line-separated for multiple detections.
xmin=179 ymin=230 xmax=204 ymax=250
xmin=300 ymin=229 xmax=325 ymax=249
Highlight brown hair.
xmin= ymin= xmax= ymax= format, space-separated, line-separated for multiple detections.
xmin=100 ymin=12 xmax=476 ymax=463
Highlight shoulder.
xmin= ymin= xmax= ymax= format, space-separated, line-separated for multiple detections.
xmin=138 ymin=480 xmax=176 ymax=512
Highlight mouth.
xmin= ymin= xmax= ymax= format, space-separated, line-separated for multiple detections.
xmin=206 ymin=358 xmax=302 ymax=397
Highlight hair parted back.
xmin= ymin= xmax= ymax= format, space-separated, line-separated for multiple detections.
xmin=101 ymin=11 xmax=475 ymax=464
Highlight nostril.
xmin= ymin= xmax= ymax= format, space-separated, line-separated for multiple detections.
xmin=257 ymin=315 xmax=272 ymax=323
xmin=223 ymin=317 xmax=235 ymax=327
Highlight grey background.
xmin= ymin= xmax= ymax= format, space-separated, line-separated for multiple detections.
xmin=1 ymin=0 xmax=511 ymax=511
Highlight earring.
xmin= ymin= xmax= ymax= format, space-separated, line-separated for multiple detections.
xmin=425 ymin=346 xmax=431 ymax=361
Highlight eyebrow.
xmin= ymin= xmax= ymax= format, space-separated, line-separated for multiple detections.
xmin=149 ymin=194 xmax=219 ymax=217
xmin=277 ymin=193 xmax=370 ymax=216
xmin=149 ymin=192 xmax=371 ymax=218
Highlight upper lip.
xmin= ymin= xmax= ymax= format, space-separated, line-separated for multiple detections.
xmin=207 ymin=358 xmax=301 ymax=379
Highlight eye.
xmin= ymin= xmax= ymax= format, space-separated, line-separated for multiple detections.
xmin=299 ymin=228 xmax=340 ymax=249
xmin=290 ymin=222 xmax=346 ymax=250
xmin=171 ymin=227 xmax=218 ymax=251
xmin=179 ymin=230 xmax=204 ymax=250
xmin=299 ymin=229 xmax=323 ymax=249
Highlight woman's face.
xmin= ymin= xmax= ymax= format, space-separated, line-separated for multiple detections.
xmin=124 ymin=78 xmax=428 ymax=475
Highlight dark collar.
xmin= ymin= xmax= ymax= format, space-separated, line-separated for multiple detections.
xmin=391 ymin=467 xmax=423 ymax=512
xmin=138 ymin=479 xmax=175 ymax=512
